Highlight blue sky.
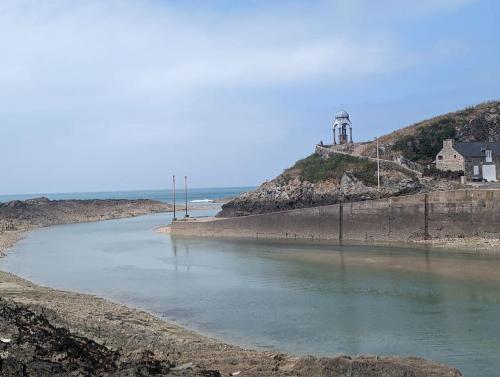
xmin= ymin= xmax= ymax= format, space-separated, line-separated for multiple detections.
xmin=1 ymin=0 xmax=499 ymax=194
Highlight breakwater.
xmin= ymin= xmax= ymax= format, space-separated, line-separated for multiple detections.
xmin=171 ymin=189 xmax=500 ymax=242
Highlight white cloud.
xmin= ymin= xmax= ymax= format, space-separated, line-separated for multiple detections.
xmin=0 ymin=0 xmax=479 ymax=193
xmin=0 ymin=1 xmax=412 ymax=103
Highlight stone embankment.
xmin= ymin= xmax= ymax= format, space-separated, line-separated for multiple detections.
xmin=173 ymin=189 xmax=500 ymax=247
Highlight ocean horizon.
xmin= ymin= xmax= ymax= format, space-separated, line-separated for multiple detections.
xmin=0 ymin=187 xmax=255 ymax=204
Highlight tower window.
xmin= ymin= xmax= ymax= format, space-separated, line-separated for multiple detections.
xmin=438 ymin=155 xmax=443 ymax=160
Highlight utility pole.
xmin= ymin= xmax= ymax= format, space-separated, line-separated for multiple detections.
xmin=184 ymin=175 xmax=189 ymax=218
xmin=376 ymin=137 xmax=380 ymax=190
xmin=172 ymin=175 xmax=177 ymax=221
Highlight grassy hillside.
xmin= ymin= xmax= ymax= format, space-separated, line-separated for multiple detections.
xmin=282 ymin=153 xmax=378 ymax=186
xmin=361 ymin=101 xmax=500 ymax=164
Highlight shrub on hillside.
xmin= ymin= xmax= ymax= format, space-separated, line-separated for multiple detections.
xmin=291 ymin=153 xmax=378 ymax=186
xmin=393 ymin=118 xmax=457 ymax=163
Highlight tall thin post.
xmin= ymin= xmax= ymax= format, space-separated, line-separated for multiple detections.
xmin=172 ymin=175 xmax=177 ymax=221
xmin=376 ymin=137 xmax=380 ymax=190
xmin=184 ymin=175 xmax=189 ymax=218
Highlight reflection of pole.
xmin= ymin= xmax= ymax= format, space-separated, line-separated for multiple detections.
xmin=184 ymin=176 xmax=189 ymax=218
xmin=173 ymin=175 xmax=177 ymax=221
xmin=376 ymin=137 xmax=380 ymax=190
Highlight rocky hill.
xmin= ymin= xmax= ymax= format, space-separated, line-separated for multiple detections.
xmin=358 ymin=100 xmax=500 ymax=164
xmin=216 ymin=102 xmax=500 ymax=217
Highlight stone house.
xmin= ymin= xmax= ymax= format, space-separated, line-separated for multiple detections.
xmin=435 ymin=139 xmax=500 ymax=181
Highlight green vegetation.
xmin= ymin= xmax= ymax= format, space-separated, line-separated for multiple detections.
xmin=393 ymin=117 xmax=458 ymax=162
xmin=290 ymin=153 xmax=378 ymax=186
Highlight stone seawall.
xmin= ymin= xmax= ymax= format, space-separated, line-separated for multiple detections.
xmin=171 ymin=189 xmax=500 ymax=243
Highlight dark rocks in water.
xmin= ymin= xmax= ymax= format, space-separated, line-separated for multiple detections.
xmin=0 ymin=298 xmax=221 ymax=376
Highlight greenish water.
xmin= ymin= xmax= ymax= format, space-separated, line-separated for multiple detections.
xmin=2 ymin=211 xmax=500 ymax=376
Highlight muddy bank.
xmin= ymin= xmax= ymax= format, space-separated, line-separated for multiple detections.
xmin=411 ymin=236 xmax=500 ymax=252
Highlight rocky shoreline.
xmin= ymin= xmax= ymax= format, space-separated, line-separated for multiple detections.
xmin=0 ymin=197 xmax=174 ymax=257
xmin=0 ymin=198 xmax=463 ymax=376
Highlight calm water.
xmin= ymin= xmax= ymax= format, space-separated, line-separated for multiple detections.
xmin=0 ymin=187 xmax=254 ymax=204
xmin=2 ymin=211 xmax=500 ymax=376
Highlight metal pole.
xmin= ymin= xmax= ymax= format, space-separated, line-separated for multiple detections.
xmin=173 ymin=175 xmax=177 ymax=221
xmin=376 ymin=137 xmax=380 ymax=190
xmin=184 ymin=175 xmax=189 ymax=218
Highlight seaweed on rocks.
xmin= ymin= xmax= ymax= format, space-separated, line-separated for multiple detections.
xmin=0 ymin=298 xmax=220 ymax=376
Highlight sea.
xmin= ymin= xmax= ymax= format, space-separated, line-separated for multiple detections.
xmin=0 ymin=187 xmax=254 ymax=204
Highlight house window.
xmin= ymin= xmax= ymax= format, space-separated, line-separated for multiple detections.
xmin=474 ymin=165 xmax=479 ymax=176
xmin=454 ymin=155 xmax=457 ymax=158
xmin=438 ymin=155 xmax=443 ymax=160
xmin=486 ymin=149 xmax=493 ymax=163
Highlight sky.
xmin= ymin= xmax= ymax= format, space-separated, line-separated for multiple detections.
xmin=1 ymin=0 xmax=499 ymax=194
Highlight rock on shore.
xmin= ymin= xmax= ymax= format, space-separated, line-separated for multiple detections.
xmin=0 ymin=197 xmax=173 ymax=232
xmin=0 ymin=297 xmax=219 ymax=376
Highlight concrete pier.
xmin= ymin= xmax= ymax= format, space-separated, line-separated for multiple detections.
xmin=171 ymin=189 xmax=500 ymax=243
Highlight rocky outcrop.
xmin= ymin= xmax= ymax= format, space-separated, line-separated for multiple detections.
xmin=0 ymin=298 xmax=219 ymax=376
xmin=218 ymin=169 xmax=422 ymax=218
xmin=460 ymin=104 xmax=500 ymax=142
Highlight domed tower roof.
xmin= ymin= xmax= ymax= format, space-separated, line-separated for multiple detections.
xmin=335 ymin=109 xmax=349 ymax=119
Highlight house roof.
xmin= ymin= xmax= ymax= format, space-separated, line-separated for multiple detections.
xmin=454 ymin=142 xmax=500 ymax=157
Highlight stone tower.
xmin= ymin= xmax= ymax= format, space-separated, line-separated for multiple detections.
xmin=332 ymin=109 xmax=352 ymax=145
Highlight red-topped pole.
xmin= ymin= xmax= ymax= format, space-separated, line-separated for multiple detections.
xmin=172 ymin=175 xmax=177 ymax=221
xmin=184 ymin=175 xmax=189 ymax=218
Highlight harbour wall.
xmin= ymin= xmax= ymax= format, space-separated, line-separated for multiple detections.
xmin=171 ymin=189 xmax=500 ymax=242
